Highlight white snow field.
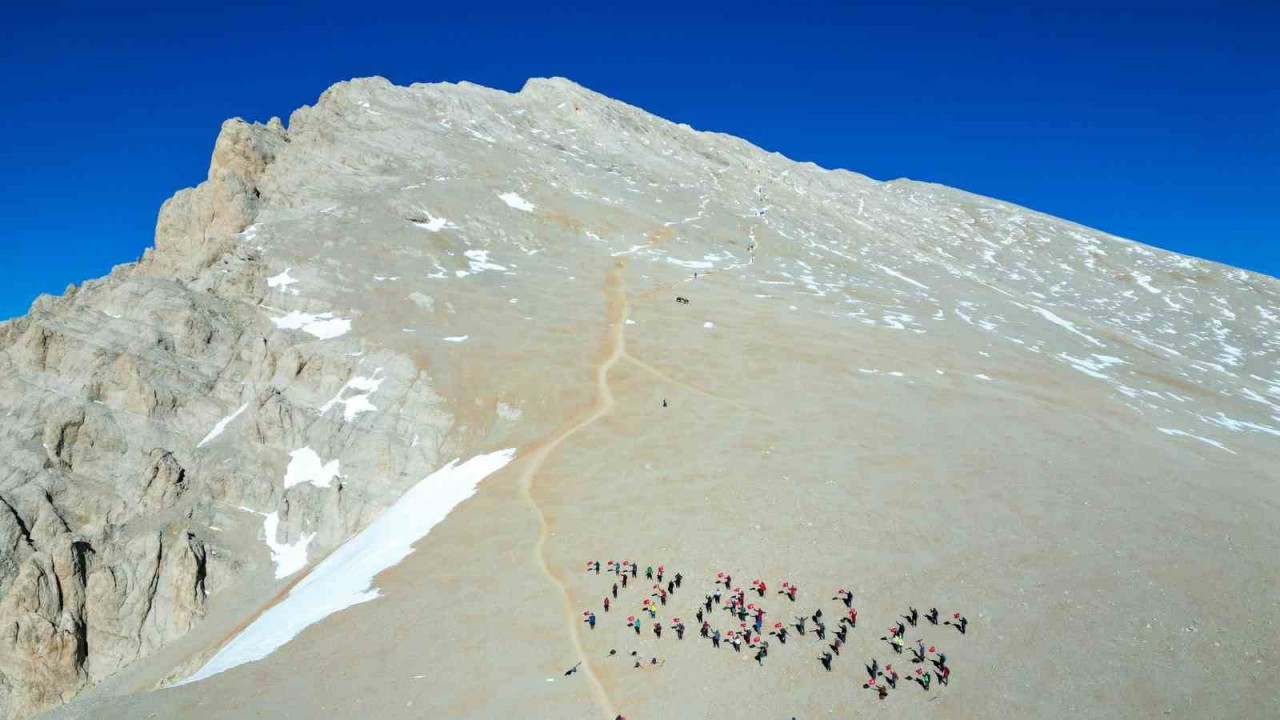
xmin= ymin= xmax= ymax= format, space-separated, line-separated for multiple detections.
xmin=271 ymin=310 xmax=352 ymax=339
xmin=178 ymin=449 xmax=516 ymax=686
xmin=282 ymin=447 xmax=341 ymax=489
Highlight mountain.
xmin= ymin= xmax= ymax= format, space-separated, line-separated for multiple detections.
xmin=2 ymin=77 xmax=1276 ymax=720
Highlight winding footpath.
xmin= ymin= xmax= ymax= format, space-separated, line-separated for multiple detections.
xmin=516 ymin=259 xmax=630 ymax=719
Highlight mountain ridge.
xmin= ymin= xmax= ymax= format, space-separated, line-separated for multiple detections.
xmin=2 ymin=75 xmax=1276 ymax=720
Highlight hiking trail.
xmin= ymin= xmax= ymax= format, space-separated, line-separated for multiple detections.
xmin=516 ymin=259 xmax=629 ymax=719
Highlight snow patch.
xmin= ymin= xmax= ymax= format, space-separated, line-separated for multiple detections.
xmin=1158 ymin=428 xmax=1235 ymax=454
xmin=197 ymin=403 xmax=250 ymax=448
xmin=272 ymin=311 xmax=352 ymax=340
xmin=178 ymin=449 xmax=517 ymax=686
xmin=443 ymin=335 xmax=469 ymax=343
xmin=498 ymin=192 xmax=535 ymax=212
xmin=412 ymin=211 xmax=455 ymax=232
xmin=1030 ymin=306 xmax=1104 ymax=347
xmin=876 ymin=265 xmax=930 ymax=291
xmin=464 ymin=250 xmax=508 ymax=273
xmin=283 ymin=448 xmax=341 ymax=489
xmin=1059 ymin=353 xmax=1126 ymax=380
xmin=261 ymin=511 xmax=314 ymax=579
xmin=320 ymin=371 xmax=385 ymax=422
xmin=267 ymin=269 xmax=299 ymax=295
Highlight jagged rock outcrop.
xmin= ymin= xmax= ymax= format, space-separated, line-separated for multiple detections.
xmin=0 ymin=105 xmax=453 ymax=719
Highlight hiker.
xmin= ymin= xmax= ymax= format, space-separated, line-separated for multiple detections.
xmin=829 ymin=639 xmax=841 ymax=656
xmin=595 ymin=560 xmax=601 ymax=574
xmin=926 ymin=607 xmax=939 ymax=625
xmin=603 ymin=597 xmax=610 ymax=612
xmin=657 ymin=565 xmax=665 ymax=582
xmin=913 ymin=668 xmax=932 ymax=690
xmin=912 ymin=639 xmax=926 ymax=663
xmin=564 ymin=663 xmax=581 ymax=676
xmin=834 ymin=624 xmax=848 ymax=644
xmin=646 ymin=566 xmax=654 ymax=580
xmin=868 ymin=658 xmax=880 ymax=678
xmin=833 ymin=589 xmax=853 ymax=608
xmin=793 ymin=616 xmax=807 ymax=635
xmin=612 ymin=583 xmax=618 ymax=599
xmin=814 ymin=622 xmax=826 ymax=641
xmin=654 ymin=622 xmax=662 ymax=639
xmin=667 ymin=579 xmax=675 ymax=595
xmin=937 ymin=665 xmax=950 ymax=686
xmin=703 ymin=595 xmax=713 ymax=612
xmin=711 ymin=629 xmax=721 ymax=648
xmin=674 ymin=572 xmax=683 ymax=588
xmin=944 ymin=613 xmax=968 ymax=634
xmin=876 ymin=684 xmax=889 ymax=700
xmin=662 ymin=399 xmax=668 ymax=408
xmin=632 ymin=617 xmax=641 ymax=634
xmin=713 ymin=589 xmax=722 ymax=604
xmin=621 ymin=574 xmax=628 ymax=589
xmin=881 ymin=633 xmax=902 ymax=654
xmin=778 ymin=582 xmax=797 ymax=602
xmin=885 ymin=665 xmax=899 ymax=689
xmin=659 ymin=589 xmax=668 ymax=606
xmin=700 ymin=620 xmax=710 ymax=638
xmin=754 ymin=647 xmax=766 ymax=666
xmin=812 ymin=608 xmax=824 ymax=624
xmin=903 ymin=606 xmax=918 ymax=627
xmin=932 ymin=649 xmax=947 ymax=670
xmin=819 ymin=652 xmax=833 ymax=672
xmin=674 ymin=621 xmax=685 ymax=640
xmin=630 ymin=562 xmax=638 ymax=578
xmin=587 ymin=612 xmax=597 ymax=630
xmin=730 ymin=633 xmax=742 ymax=652
xmin=696 ymin=608 xmax=704 ymax=624
xmin=894 ymin=622 xmax=906 ymax=639
xmin=847 ymin=607 xmax=858 ymax=628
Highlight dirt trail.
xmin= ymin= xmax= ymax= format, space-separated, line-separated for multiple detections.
xmin=515 ymin=259 xmax=630 ymax=719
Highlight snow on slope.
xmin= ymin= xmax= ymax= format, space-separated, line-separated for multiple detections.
xmin=177 ymin=448 xmax=516 ymax=686
xmin=196 ymin=403 xmax=250 ymax=448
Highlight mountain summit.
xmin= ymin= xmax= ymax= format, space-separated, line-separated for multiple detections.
xmin=2 ymin=77 xmax=1277 ymax=720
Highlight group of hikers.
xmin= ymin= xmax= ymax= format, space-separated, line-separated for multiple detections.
xmin=583 ymin=559 xmax=969 ymax=703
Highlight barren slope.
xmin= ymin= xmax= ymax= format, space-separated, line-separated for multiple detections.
xmin=9 ymin=77 xmax=1278 ymax=720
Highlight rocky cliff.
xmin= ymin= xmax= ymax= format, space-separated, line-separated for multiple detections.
xmin=0 ymin=101 xmax=460 ymax=720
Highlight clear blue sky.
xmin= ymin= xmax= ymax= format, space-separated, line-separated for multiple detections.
xmin=2 ymin=0 xmax=1276 ymax=319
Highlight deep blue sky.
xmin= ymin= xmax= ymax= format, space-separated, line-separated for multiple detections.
xmin=2 ymin=1 xmax=1276 ymax=319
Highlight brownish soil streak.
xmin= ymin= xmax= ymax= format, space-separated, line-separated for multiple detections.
xmin=516 ymin=259 xmax=630 ymax=719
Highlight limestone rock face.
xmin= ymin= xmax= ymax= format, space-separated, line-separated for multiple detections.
xmin=4 ymin=77 xmax=1280 ymax=720
xmin=0 ymin=107 xmax=449 ymax=719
